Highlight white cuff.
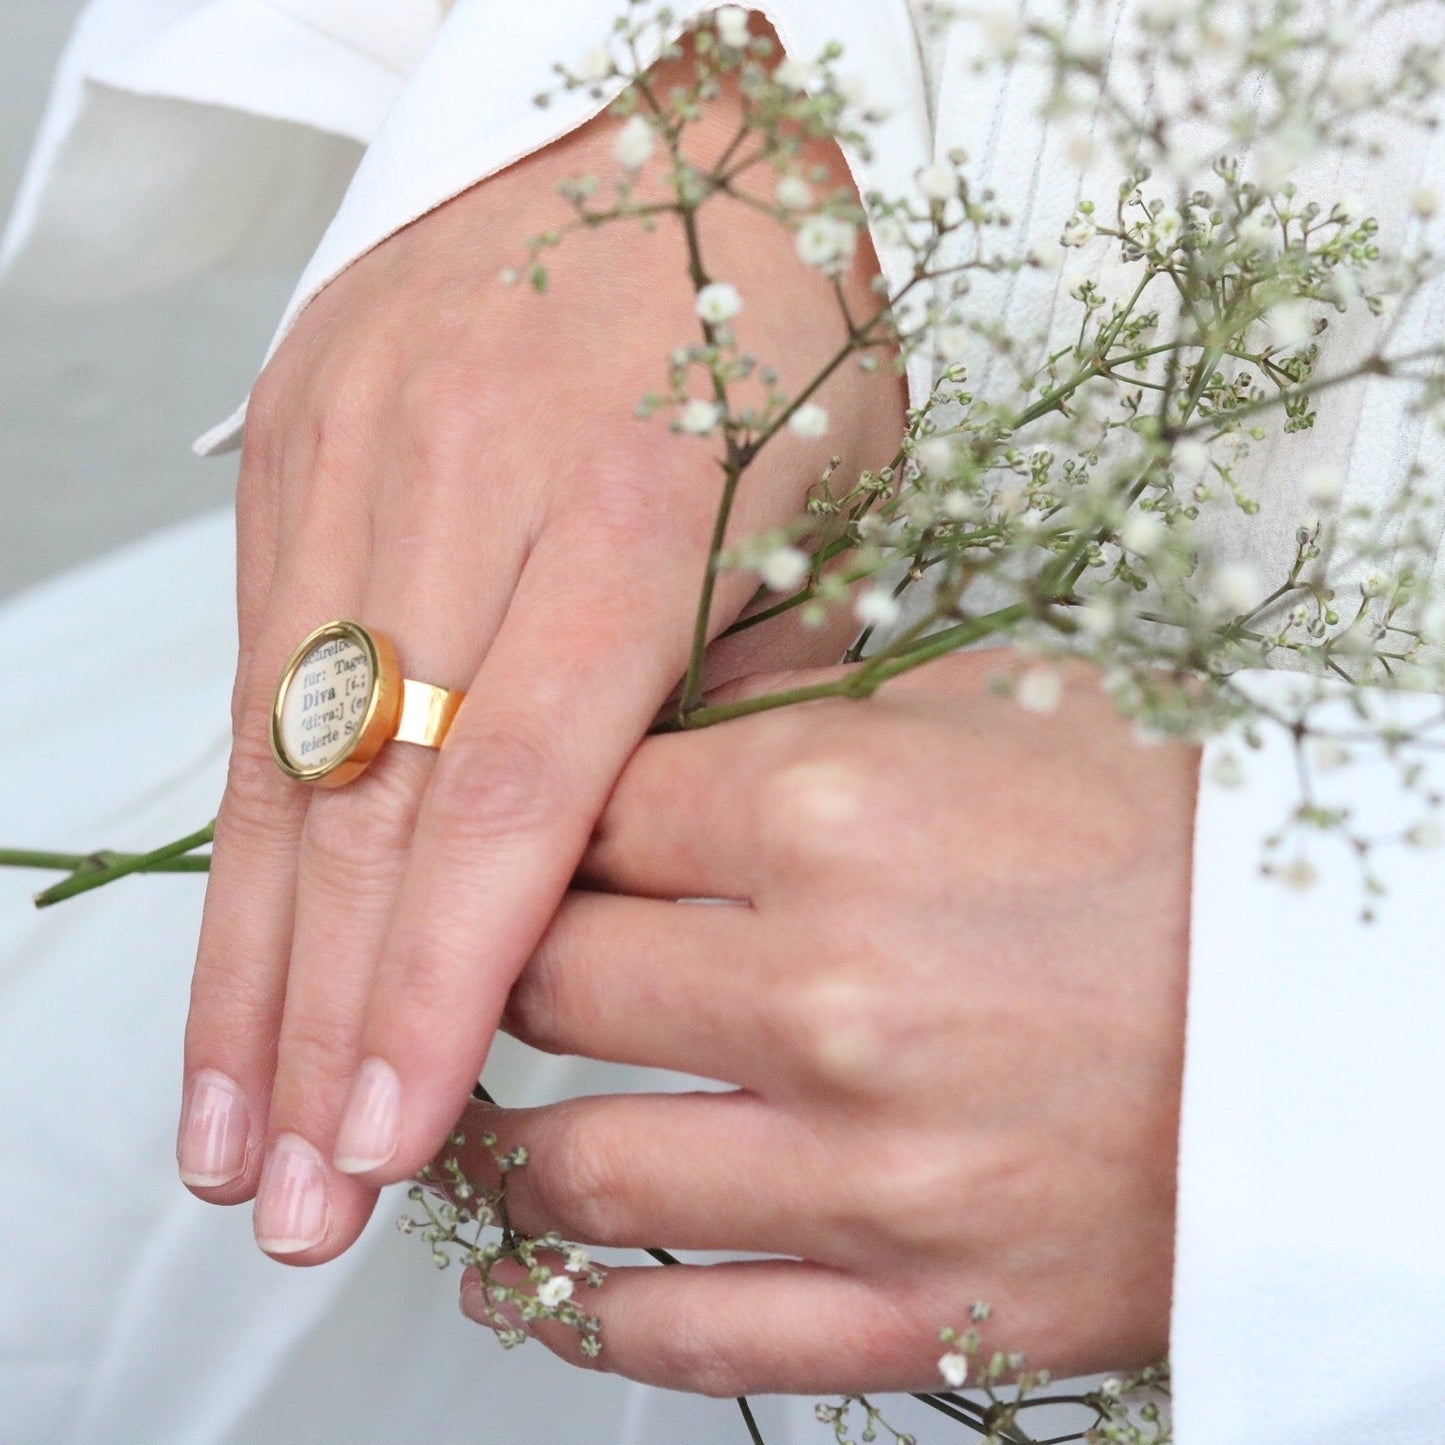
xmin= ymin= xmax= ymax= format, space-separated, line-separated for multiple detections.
xmin=1 ymin=0 xmax=446 ymax=298
xmin=192 ymin=0 xmax=932 ymax=454
xmin=1174 ymin=671 xmax=1445 ymax=1442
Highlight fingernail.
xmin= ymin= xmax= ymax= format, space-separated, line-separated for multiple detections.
xmin=253 ymin=1133 xmax=330 ymax=1254
xmin=176 ymin=1069 xmax=250 ymax=1187
xmin=333 ymin=1056 xmax=402 ymax=1175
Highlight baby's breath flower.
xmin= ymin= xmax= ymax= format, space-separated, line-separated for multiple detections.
xmin=1302 ymin=464 xmax=1344 ymax=504
xmin=976 ymin=5 xmax=1023 ymax=56
xmin=938 ymin=1352 xmax=970 ymax=1389
xmin=795 ymin=214 xmax=857 ymax=270
xmin=1015 ymin=666 xmax=1063 ymax=713
xmin=696 ymin=281 xmax=744 ymax=323
xmin=788 ymin=402 xmax=830 ymax=439
xmin=679 ymin=398 xmax=722 ymax=434
xmin=1212 ymin=561 xmax=1263 ymax=614
xmin=1407 ymin=820 xmax=1443 ymax=850
xmin=1172 ymin=438 xmax=1211 ymax=477
xmin=772 ymin=57 xmax=814 ymax=91
xmin=613 ymin=114 xmax=654 ymax=171
xmin=917 ymin=161 xmax=959 ymax=202
xmin=1121 ymin=511 xmax=1168 ymax=557
xmin=713 ymin=4 xmax=750 ymax=49
xmin=1210 ymin=752 xmax=1245 ymax=788
xmin=1279 ymin=856 xmax=1319 ymax=891
xmin=1061 ymin=214 xmax=1096 ymax=247
xmin=564 ymin=1244 xmax=592 ymax=1273
xmin=915 ymin=436 xmax=956 ymax=478
xmin=1264 ymin=300 xmax=1314 ymax=351
xmin=855 ymin=586 xmax=901 ymax=627
xmin=775 ymin=174 xmax=813 ymax=211
xmin=760 ymin=545 xmax=810 ymax=591
xmin=942 ymin=489 xmax=980 ymax=521
xmin=1409 ymin=187 xmax=1440 ymax=219
xmin=578 ymin=46 xmax=612 ymax=82
xmin=536 ymin=1274 xmax=575 ymax=1309
xmin=935 ymin=325 xmax=970 ymax=362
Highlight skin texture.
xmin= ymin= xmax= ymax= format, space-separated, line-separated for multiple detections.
xmin=179 ymin=41 xmax=904 ymax=1262
xmin=458 ymin=653 xmax=1199 ymax=1395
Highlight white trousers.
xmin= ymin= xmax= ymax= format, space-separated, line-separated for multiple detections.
xmin=1 ymin=511 xmax=974 ymax=1444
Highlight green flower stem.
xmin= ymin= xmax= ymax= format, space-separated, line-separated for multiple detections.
xmin=6 ymin=821 xmax=217 ymax=908
xmin=661 ymin=603 xmax=1030 ymax=731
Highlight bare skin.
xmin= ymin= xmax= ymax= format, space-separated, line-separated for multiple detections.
xmin=178 ymin=42 xmax=904 ymax=1263
xmin=458 ymin=654 xmax=1197 ymax=1395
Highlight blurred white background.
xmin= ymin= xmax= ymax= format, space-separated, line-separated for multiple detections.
xmin=0 ymin=0 xmax=294 ymax=600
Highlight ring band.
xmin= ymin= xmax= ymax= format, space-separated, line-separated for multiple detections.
xmin=270 ymin=620 xmax=465 ymax=787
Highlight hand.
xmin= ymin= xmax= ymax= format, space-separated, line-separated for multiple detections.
xmin=458 ymin=653 xmax=1198 ymax=1395
xmin=178 ymin=38 xmax=905 ymax=1264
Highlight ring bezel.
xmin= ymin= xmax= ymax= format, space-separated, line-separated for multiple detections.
xmin=270 ymin=619 xmax=402 ymax=787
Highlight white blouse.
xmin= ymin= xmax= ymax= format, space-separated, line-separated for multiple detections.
xmin=3 ymin=2 xmax=1443 ymax=1440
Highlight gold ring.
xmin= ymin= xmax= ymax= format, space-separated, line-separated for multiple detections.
xmin=270 ymin=620 xmax=465 ymax=787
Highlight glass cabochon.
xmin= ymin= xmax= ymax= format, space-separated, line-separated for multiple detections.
xmin=277 ymin=631 xmax=374 ymax=773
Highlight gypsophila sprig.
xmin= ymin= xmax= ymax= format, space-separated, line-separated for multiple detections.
xmin=398 ymin=1128 xmax=605 ymax=1358
xmin=4 ymin=4 xmax=1443 ymax=1440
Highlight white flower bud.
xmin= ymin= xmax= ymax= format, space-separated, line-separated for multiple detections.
xmin=1016 ymin=666 xmax=1063 ymax=714
xmin=1172 ymin=439 xmax=1211 ymax=477
xmin=938 ymin=1352 xmax=969 ymax=1389
xmin=579 ymin=46 xmax=613 ymax=81
xmin=696 ymin=281 xmax=744 ymax=323
xmin=1061 ymin=215 xmax=1096 ymax=248
xmin=1264 ymin=301 xmax=1314 ymax=350
xmin=679 ymin=399 xmax=722 ymax=434
xmin=1279 ymin=856 xmax=1318 ymax=891
xmin=775 ymin=174 xmax=813 ymax=211
xmin=1212 ymin=561 xmax=1263 ymax=614
xmin=714 ymin=5 xmax=751 ymax=48
xmin=1302 ymin=464 xmax=1344 ymax=504
xmin=788 ymin=402 xmax=830 ymax=439
xmin=918 ymin=162 xmax=959 ymax=202
xmin=942 ymin=489 xmax=981 ymax=521
xmin=759 ymin=545 xmax=810 ymax=592
xmin=536 ymin=1275 xmax=574 ymax=1308
xmin=773 ymin=58 xmax=814 ymax=91
xmin=915 ymin=437 xmax=956 ymax=478
xmin=796 ymin=214 xmax=858 ymax=269
xmin=613 ymin=114 xmax=654 ymax=171
xmin=1407 ymin=820 xmax=1443 ymax=850
xmin=855 ymin=586 xmax=901 ymax=627
xmin=1410 ymin=187 xmax=1441 ymax=219
xmin=935 ymin=325 xmax=970 ymax=362
xmin=1121 ymin=511 xmax=1168 ymax=557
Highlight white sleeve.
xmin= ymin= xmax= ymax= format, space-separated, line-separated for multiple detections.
xmin=0 ymin=0 xmax=448 ymax=297
xmin=190 ymin=0 xmax=933 ymax=453
xmin=1173 ymin=671 xmax=1445 ymax=1441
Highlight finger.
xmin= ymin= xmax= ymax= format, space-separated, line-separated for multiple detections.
xmin=573 ymin=727 xmax=766 ymax=899
xmin=461 ymin=1256 xmax=956 ymax=1398
xmin=256 ymin=459 xmax=529 ymax=1259
xmin=332 ymin=527 xmax=703 ymax=1184
xmin=451 ymin=1093 xmax=852 ymax=1260
xmin=180 ymin=526 xmax=367 ymax=1204
xmin=503 ymin=891 xmax=771 ymax=1086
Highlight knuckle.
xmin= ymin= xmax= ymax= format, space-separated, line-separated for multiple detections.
xmin=528 ymin=1113 xmax=630 ymax=1245
xmin=275 ymin=1006 xmax=357 ymax=1090
xmin=757 ymin=752 xmax=876 ymax=874
xmin=219 ymin=729 xmax=297 ymax=845
xmin=769 ymin=969 xmax=901 ymax=1096
xmin=426 ymin=720 xmax=565 ymax=846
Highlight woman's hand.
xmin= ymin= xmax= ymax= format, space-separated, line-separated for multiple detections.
xmin=458 ymin=653 xmax=1199 ymax=1394
xmin=177 ymin=39 xmax=903 ymax=1264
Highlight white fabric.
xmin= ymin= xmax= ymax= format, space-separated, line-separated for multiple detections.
xmin=3 ymin=0 xmax=1445 ymax=1441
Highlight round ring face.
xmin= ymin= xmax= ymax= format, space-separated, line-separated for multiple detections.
xmin=271 ymin=621 xmax=382 ymax=781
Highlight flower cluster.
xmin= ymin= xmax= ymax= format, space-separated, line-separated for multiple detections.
xmin=527 ymin=0 xmax=1444 ymax=912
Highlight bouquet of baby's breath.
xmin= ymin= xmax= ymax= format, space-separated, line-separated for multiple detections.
xmin=4 ymin=1 xmax=1443 ymax=1439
